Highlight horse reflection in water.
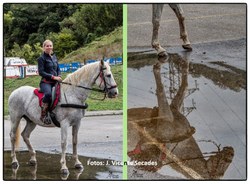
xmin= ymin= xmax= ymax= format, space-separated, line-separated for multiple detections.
xmin=10 ymin=163 xmax=82 ymax=180
xmin=128 ymin=55 xmax=234 ymax=179
xmin=11 ymin=164 xmax=37 ymax=180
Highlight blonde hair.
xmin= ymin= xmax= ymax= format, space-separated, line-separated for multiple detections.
xmin=43 ymin=39 xmax=53 ymax=48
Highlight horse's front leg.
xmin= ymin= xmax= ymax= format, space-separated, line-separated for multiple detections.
xmin=21 ymin=119 xmax=37 ymax=166
xmin=169 ymin=4 xmax=192 ymax=50
xmin=60 ymin=122 xmax=69 ymax=175
xmin=152 ymin=4 xmax=167 ymax=56
xmin=72 ymin=123 xmax=83 ymax=170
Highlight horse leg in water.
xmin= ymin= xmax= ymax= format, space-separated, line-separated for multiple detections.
xmin=152 ymin=4 xmax=166 ymax=56
xmin=169 ymin=4 xmax=192 ymax=50
xmin=21 ymin=117 xmax=37 ymax=165
xmin=72 ymin=123 xmax=83 ymax=170
xmin=60 ymin=121 xmax=70 ymax=175
xmin=9 ymin=115 xmax=22 ymax=168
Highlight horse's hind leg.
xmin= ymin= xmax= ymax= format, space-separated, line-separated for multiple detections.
xmin=21 ymin=117 xmax=37 ymax=165
xmin=9 ymin=116 xmax=22 ymax=168
xmin=152 ymin=4 xmax=167 ymax=56
xmin=169 ymin=4 xmax=192 ymax=50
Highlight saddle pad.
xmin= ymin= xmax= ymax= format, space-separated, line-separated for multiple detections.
xmin=34 ymin=83 xmax=61 ymax=111
xmin=34 ymin=89 xmax=43 ymax=107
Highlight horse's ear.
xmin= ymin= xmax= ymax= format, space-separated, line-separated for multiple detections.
xmin=100 ymin=59 xmax=104 ymax=66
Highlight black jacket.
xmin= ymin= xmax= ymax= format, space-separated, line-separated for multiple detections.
xmin=38 ymin=52 xmax=61 ymax=82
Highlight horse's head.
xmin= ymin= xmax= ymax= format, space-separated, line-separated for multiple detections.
xmin=95 ymin=60 xmax=118 ymax=98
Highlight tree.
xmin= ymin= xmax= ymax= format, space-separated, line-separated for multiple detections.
xmin=72 ymin=4 xmax=122 ymax=45
xmin=4 ymin=4 xmax=79 ymax=50
xmin=4 ymin=4 xmax=122 ymax=62
xmin=47 ymin=29 xmax=78 ymax=58
xmin=27 ymin=33 xmax=45 ymax=46
xmin=7 ymin=42 xmax=42 ymax=64
xmin=8 ymin=43 xmax=22 ymax=57
xmin=22 ymin=44 xmax=35 ymax=64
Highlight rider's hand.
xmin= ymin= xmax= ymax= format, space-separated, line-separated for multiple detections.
xmin=53 ymin=76 xmax=62 ymax=82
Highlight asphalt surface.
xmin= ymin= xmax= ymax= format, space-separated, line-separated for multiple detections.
xmin=128 ymin=4 xmax=246 ymax=50
xmin=127 ymin=3 xmax=246 ymax=180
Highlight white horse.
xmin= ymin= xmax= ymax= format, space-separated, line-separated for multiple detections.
xmin=8 ymin=60 xmax=118 ymax=175
xmin=152 ymin=4 xmax=192 ymax=55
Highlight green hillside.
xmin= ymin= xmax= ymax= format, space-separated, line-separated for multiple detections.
xmin=61 ymin=27 xmax=122 ymax=63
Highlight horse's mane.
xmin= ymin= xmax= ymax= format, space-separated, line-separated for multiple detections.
xmin=63 ymin=61 xmax=101 ymax=86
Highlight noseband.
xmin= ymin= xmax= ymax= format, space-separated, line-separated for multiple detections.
xmin=94 ymin=66 xmax=118 ymax=93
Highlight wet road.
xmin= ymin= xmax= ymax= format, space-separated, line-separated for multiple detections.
xmin=4 ymin=151 xmax=121 ymax=180
xmin=128 ymin=4 xmax=246 ymax=49
xmin=4 ymin=113 xmax=123 ymax=180
xmin=127 ymin=50 xmax=246 ymax=180
xmin=127 ymin=4 xmax=246 ymax=180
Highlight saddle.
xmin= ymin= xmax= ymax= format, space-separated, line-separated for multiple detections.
xmin=34 ymin=83 xmax=61 ymax=111
xmin=34 ymin=83 xmax=61 ymax=127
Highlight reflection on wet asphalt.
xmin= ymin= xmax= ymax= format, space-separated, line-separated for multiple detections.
xmin=3 ymin=151 xmax=122 ymax=180
xmin=127 ymin=52 xmax=246 ymax=180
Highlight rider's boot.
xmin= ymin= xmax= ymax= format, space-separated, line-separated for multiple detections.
xmin=40 ymin=102 xmax=50 ymax=124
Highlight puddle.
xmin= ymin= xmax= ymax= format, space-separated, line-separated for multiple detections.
xmin=3 ymin=151 xmax=122 ymax=180
xmin=127 ymin=53 xmax=246 ymax=180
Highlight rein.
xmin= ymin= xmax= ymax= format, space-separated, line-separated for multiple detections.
xmin=60 ymin=81 xmax=104 ymax=93
xmin=60 ymin=81 xmax=107 ymax=101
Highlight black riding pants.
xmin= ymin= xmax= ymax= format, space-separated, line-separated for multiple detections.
xmin=40 ymin=82 xmax=56 ymax=104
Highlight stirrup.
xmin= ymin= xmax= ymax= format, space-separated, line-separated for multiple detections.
xmin=42 ymin=114 xmax=53 ymax=125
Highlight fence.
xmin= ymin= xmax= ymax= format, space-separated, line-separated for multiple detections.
xmin=4 ymin=65 xmax=38 ymax=79
xmin=104 ymin=57 xmax=122 ymax=65
xmin=59 ymin=62 xmax=82 ymax=72
xmin=4 ymin=57 xmax=122 ymax=79
xmin=59 ymin=57 xmax=123 ymax=72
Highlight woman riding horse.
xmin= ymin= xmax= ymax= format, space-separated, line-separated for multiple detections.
xmin=38 ymin=40 xmax=62 ymax=124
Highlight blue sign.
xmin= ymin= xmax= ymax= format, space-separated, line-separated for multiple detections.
xmin=59 ymin=62 xmax=81 ymax=72
xmin=59 ymin=57 xmax=122 ymax=73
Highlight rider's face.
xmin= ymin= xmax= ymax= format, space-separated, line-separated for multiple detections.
xmin=44 ymin=42 xmax=53 ymax=55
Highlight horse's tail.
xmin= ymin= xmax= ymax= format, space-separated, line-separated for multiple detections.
xmin=8 ymin=116 xmax=22 ymax=151
xmin=8 ymin=87 xmax=25 ymax=151
xmin=15 ymin=124 xmax=21 ymax=150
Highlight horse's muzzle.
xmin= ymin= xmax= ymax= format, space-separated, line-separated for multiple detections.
xmin=107 ymin=88 xmax=118 ymax=98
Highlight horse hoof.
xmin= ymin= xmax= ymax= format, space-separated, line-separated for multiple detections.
xmin=61 ymin=168 xmax=69 ymax=175
xmin=60 ymin=170 xmax=70 ymax=180
xmin=157 ymin=51 xmax=168 ymax=57
xmin=29 ymin=160 xmax=37 ymax=166
xmin=75 ymin=164 xmax=84 ymax=170
xmin=182 ymin=44 xmax=192 ymax=51
xmin=11 ymin=162 xmax=19 ymax=169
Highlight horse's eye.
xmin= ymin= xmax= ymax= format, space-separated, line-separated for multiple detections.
xmin=106 ymin=74 xmax=111 ymax=78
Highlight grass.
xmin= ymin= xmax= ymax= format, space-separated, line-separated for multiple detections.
xmin=4 ymin=64 xmax=123 ymax=116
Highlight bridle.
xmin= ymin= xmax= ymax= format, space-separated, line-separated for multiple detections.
xmin=94 ymin=65 xmax=117 ymax=93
